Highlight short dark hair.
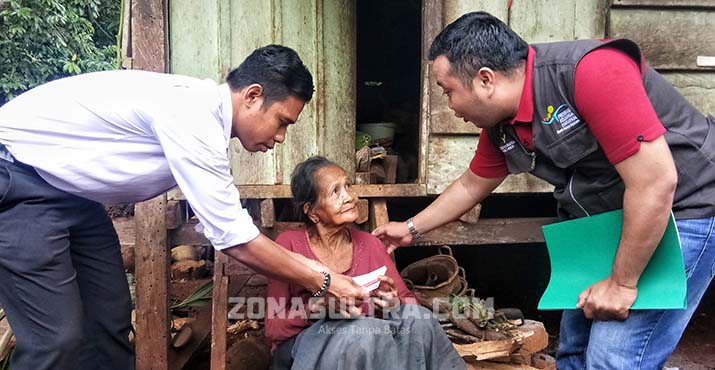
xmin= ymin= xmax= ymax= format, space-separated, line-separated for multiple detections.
xmin=428 ymin=11 xmax=528 ymax=86
xmin=226 ymin=44 xmax=314 ymax=106
xmin=290 ymin=156 xmax=338 ymax=224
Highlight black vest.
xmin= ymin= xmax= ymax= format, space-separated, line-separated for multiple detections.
xmin=486 ymin=39 xmax=715 ymax=220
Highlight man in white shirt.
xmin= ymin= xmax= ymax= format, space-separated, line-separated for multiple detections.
xmin=0 ymin=45 xmax=367 ymax=370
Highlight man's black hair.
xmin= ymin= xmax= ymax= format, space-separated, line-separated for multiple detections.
xmin=226 ymin=44 xmax=314 ymax=106
xmin=428 ymin=11 xmax=528 ymax=86
xmin=290 ymin=156 xmax=337 ymax=225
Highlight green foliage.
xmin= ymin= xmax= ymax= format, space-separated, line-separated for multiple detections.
xmin=0 ymin=0 xmax=121 ymax=105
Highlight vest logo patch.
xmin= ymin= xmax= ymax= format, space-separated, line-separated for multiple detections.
xmin=497 ymin=134 xmax=516 ymax=153
xmin=542 ymin=104 xmax=581 ymax=134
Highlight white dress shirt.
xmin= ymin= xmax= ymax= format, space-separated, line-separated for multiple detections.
xmin=0 ymin=70 xmax=260 ymax=249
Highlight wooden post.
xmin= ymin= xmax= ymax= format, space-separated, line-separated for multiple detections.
xmin=131 ymin=1 xmax=169 ymax=369
xmin=134 ymin=195 xmax=170 ymax=370
xmin=210 ymin=252 xmax=230 ymax=370
xmin=368 ymin=199 xmax=389 ymax=230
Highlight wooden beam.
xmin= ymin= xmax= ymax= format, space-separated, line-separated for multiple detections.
xmin=259 ymin=199 xmax=275 ymax=228
xmin=368 ymin=199 xmax=389 ymax=231
xmin=612 ymin=0 xmax=715 ymax=7
xmin=131 ymin=0 xmax=169 ymax=368
xmin=210 ymin=252 xmax=230 ymax=370
xmin=134 ymin=194 xmax=170 ymax=370
xmin=356 ymin=199 xmax=369 ymax=224
xmin=167 ymin=183 xmax=427 ymax=200
xmin=411 ymin=217 xmax=557 ymax=246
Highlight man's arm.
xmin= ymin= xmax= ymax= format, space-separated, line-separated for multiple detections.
xmin=222 ymin=234 xmax=368 ymax=316
xmin=372 ymin=170 xmax=505 ymax=252
xmin=577 ymin=136 xmax=677 ymax=320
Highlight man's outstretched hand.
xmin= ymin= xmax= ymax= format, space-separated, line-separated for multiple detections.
xmin=372 ymin=221 xmax=413 ymax=254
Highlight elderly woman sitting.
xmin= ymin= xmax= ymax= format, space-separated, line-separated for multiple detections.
xmin=265 ymin=156 xmax=465 ymax=370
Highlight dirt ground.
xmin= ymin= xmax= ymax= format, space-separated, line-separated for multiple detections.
xmin=665 ymin=286 xmax=715 ymax=370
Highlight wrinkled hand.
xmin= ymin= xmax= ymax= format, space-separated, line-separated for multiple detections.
xmin=576 ymin=276 xmax=637 ymax=321
xmin=372 ymin=221 xmax=413 ymax=254
xmin=325 ymin=273 xmax=369 ymax=318
xmin=372 ymin=275 xmax=400 ymax=313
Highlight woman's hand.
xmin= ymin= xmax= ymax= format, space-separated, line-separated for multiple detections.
xmin=372 ymin=275 xmax=400 ymax=313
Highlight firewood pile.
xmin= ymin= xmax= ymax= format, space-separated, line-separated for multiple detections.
xmin=400 ymin=246 xmax=555 ymax=370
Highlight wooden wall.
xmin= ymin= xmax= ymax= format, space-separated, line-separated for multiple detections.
xmin=169 ymin=0 xmax=356 ymax=185
xmin=608 ymin=1 xmax=715 ymax=114
xmin=424 ymin=0 xmax=607 ymax=194
xmin=424 ymin=0 xmax=715 ymax=194
xmin=168 ymin=0 xmax=715 ymax=195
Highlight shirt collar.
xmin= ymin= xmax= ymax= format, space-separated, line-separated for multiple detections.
xmin=510 ymin=45 xmax=535 ymax=125
xmin=218 ymin=83 xmax=233 ymax=142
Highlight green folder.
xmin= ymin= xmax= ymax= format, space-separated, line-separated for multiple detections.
xmin=538 ymin=209 xmax=686 ymax=310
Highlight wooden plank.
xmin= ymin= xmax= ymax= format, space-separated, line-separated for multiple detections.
xmin=227 ymin=0 xmax=277 ymax=185
xmin=454 ymin=339 xmax=515 ymax=361
xmin=134 ymin=195 xmax=170 ymax=370
xmin=612 ymin=0 xmax=715 ymax=7
xmin=574 ymin=0 xmax=608 ymax=39
xmin=663 ymin=72 xmax=715 ymax=115
xmin=210 ymin=252 xmax=230 ymax=370
xmin=509 ymin=0 xmax=578 ymax=43
xmin=426 ymin=135 xmax=553 ymax=194
xmin=465 ymin=361 xmax=541 ymax=370
xmin=259 ymin=199 xmax=275 ymax=228
xmin=168 ymin=183 xmax=427 ymax=200
xmin=120 ymin=0 xmax=132 ymax=69
xmin=131 ymin=0 xmax=170 ymax=368
xmin=113 ymin=216 xmax=136 ymax=247
xmin=369 ymin=199 xmax=390 ymax=230
xmin=411 ymin=217 xmax=557 ymax=246
xmin=278 ymin=0 xmax=320 ymax=184
xmin=320 ymin=0 xmax=357 ymax=178
xmin=443 ymin=0 xmax=508 ymax=25
xmin=608 ymin=8 xmax=715 ymax=70
xmin=131 ymin=0 xmax=167 ymax=73
xmin=169 ymin=0 xmax=220 ymax=80
xmin=422 ymin=0 xmax=443 ymax=61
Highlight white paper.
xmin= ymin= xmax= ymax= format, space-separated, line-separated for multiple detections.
xmin=352 ymin=265 xmax=387 ymax=292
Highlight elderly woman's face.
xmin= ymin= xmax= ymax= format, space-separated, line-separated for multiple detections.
xmin=311 ymin=165 xmax=359 ymax=226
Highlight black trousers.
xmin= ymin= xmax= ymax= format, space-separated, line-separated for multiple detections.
xmin=0 ymin=158 xmax=134 ymax=370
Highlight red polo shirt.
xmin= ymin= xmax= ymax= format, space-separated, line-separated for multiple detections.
xmin=469 ymin=45 xmax=666 ymax=178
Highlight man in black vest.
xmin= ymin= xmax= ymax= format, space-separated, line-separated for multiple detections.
xmin=374 ymin=11 xmax=715 ymax=370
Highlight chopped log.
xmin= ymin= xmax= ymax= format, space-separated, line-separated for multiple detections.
xmin=531 ymin=353 xmax=556 ymax=370
xmin=445 ymin=328 xmax=481 ymax=343
xmin=512 ymin=320 xmax=548 ymax=354
xmin=465 ymin=360 xmax=541 ymax=370
xmin=171 ymin=260 xmax=208 ymax=280
xmin=171 ymin=245 xmax=198 ymax=262
xmin=226 ymin=320 xmax=260 ymax=336
xmin=454 ymin=339 xmax=516 ymax=361
xmin=171 ymin=325 xmax=193 ymax=349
